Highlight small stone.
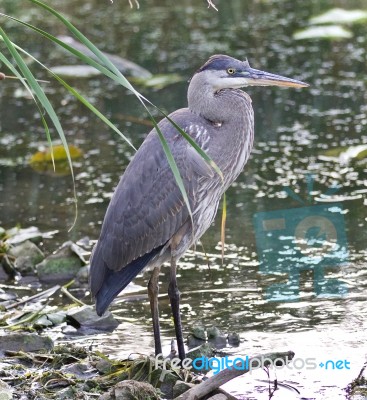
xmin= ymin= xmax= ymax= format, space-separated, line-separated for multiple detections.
xmin=9 ymin=240 xmax=45 ymax=274
xmin=172 ymin=381 xmax=195 ymax=397
xmin=67 ymin=305 xmax=119 ymax=332
xmin=36 ymin=241 xmax=85 ymax=283
xmin=60 ymin=362 xmax=95 ymax=379
xmin=99 ymin=380 xmax=159 ymax=400
xmin=191 ymin=323 xmax=206 ymax=340
xmin=187 ymin=334 xmax=206 ymax=348
xmin=207 ymin=326 xmax=223 ymax=339
xmin=207 ymin=326 xmax=227 ymax=348
xmin=95 ymin=358 xmax=115 ymax=374
xmin=46 ymin=311 xmax=67 ymax=325
xmin=227 ymin=332 xmax=241 ymax=346
xmin=62 ymin=325 xmax=78 ymax=334
xmin=0 ymin=379 xmax=13 ymax=400
xmin=186 ymin=343 xmax=215 ymax=371
xmin=53 ymin=387 xmax=77 ymax=400
xmin=33 ymin=315 xmax=54 ymax=328
xmin=75 ymin=265 xmax=89 ymax=283
xmin=0 ymin=333 xmax=53 ymax=353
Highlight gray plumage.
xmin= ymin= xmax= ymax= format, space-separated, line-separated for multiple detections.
xmin=89 ymin=54 xmax=308 ymax=359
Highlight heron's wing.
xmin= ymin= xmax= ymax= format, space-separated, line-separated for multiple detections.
xmin=90 ymin=111 xmax=214 ymax=295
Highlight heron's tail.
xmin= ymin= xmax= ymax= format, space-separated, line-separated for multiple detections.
xmin=91 ymin=245 xmax=164 ymax=316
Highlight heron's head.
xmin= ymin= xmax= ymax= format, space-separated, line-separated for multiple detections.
xmin=196 ymin=54 xmax=309 ymax=91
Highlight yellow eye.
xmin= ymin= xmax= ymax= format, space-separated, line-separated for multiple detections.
xmin=227 ymin=68 xmax=236 ymax=75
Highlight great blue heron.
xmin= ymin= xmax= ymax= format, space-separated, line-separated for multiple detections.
xmin=89 ymin=54 xmax=308 ymax=361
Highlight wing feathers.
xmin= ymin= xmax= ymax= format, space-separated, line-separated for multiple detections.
xmin=90 ymin=109 xmax=214 ymax=300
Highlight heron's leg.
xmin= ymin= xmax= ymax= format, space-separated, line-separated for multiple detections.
xmin=148 ymin=266 xmax=162 ymax=356
xmin=168 ymin=257 xmax=185 ymax=361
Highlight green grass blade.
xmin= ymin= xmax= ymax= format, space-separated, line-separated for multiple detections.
xmin=0 ymin=27 xmax=78 ymax=228
xmin=0 ymin=51 xmax=55 ymax=169
xmin=4 ymin=39 xmax=137 ymax=151
xmin=2 ymin=2 xmax=219 ymax=230
xmin=2 ymin=6 xmax=221 ymax=179
xmin=138 ymin=96 xmax=223 ymax=180
xmin=0 ymin=13 xmax=128 ymax=87
xmin=23 ymin=0 xmax=139 ymax=94
xmin=149 ymin=117 xmax=194 ymax=227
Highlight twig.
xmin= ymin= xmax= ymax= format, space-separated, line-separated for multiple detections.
xmin=5 ymin=285 xmax=61 ymax=310
xmin=60 ymin=286 xmax=86 ymax=306
xmin=207 ymin=0 xmax=218 ymax=11
xmin=175 ymin=351 xmax=295 ymax=400
xmin=7 ymin=303 xmax=48 ymax=327
xmin=0 ymin=72 xmax=49 ymax=83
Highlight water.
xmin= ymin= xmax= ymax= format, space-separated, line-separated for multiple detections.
xmin=1 ymin=0 xmax=366 ymax=398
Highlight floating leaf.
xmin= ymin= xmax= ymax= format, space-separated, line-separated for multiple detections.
xmin=293 ymin=25 xmax=352 ymax=40
xmin=6 ymin=226 xmax=58 ymax=245
xmin=50 ymin=65 xmax=102 ymax=78
xmin=319 ymin=144 xmax=367 ymax=164
xmin=130 ymin=73 xmax=183 ymax=89
xmin=310 ymin=8 xmax=367 ymax=25
xmin=30 ymin=144 xmax=82 ymax=163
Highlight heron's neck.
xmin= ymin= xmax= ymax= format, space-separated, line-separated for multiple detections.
xmin=187 ymin=74 xmax=252 ymax=123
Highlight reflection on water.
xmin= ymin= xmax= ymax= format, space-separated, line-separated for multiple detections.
xmin=0 ymin=0 xmax=366 ymax=398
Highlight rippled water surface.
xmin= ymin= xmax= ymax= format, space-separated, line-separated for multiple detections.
xmin=1 ymin=0 xmax=366 ymax=398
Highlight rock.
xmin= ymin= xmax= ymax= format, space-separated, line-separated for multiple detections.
xmin=158 ymin=369 xmax=180 ymax=399
xmin=33 ymin=311 xmax=67 ymax=328
xmin=75 ymin=265 xmax=89 ymax=283
xmin=227 ymin=332 xmax=241 ymax=346
xmin=99 ymin=380 xmax=159 ymax=400
xmin=172 ymin=381 xmax=195 ymax=397
xmin=47 ymin=311 xmax=67 ymax=325
xmin=207 ymin=326 xmax=222 ymax=339
xmin=191 ymin=323 xmax=206 ymax=340
xmin=62 ymin=325 xmax=78 ymax=334
xmin=36 ymin=241 xmax=85 ymax=283
xmin=95 ymin=358 xmax=115 ymax=374
xmin=187 ymin=334 xmax=206 ymax=348
xmin=207 ymin=326 xmax=227 ymax=348
xmin=53 ymin=387 xmax=77 ymax=400
xmin=347 ymin=360 xmax=367 ymax=399
xmin=60 ymin=362 xmax=96 ymax=379
xmin=0 ymin=379 xmax=13 ymax=400
xmin=33 ymin=315 xmax=54 ymax=328
xmin=67 ymin=305 xmax=119 ymax=332
xmin=0 ymin=333 xmax=53 ymax=353
xmin=0 ymin=291 xmax=17 ymax=302
xmin=186 ymin=343 xmax=215 ymax=360
xmin=9 ymin=240 xmax=44 ymax=274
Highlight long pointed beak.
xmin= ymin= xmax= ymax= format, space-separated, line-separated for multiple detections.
xmin=242 ymin=67 xmax=309 ymax=88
